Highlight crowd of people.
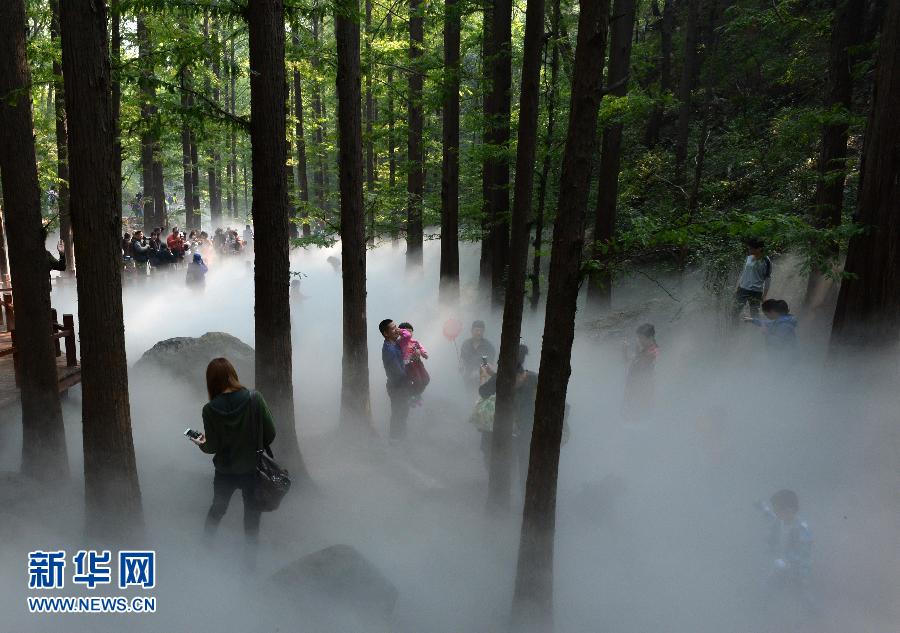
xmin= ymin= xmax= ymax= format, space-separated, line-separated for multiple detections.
xmin=119 ymin=224 xmax=254 ymax=286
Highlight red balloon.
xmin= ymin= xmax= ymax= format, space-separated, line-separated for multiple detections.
xmin=442 ymin=318 xmax=463 ymax=342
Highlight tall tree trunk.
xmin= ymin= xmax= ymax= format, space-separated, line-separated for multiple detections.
xmin=181 ymin=65 xmax=196 ymax=230
xmin=230 ymin=31 xmax=238 ymax=219
xmin=207 ymin=15 xmax=223 ymax=229
xmin=138 ymin=16 xmax=156 ymax=232
xmin=111 ymin=0 xmax=122 ymax=225
xmin=60 ymin=0 xmax=143 ymax=531
xmin=480 ymin=2 xmax=496 ymax=290
xmin=312 ymin=12 xmax=327 ymax=215
xmin=246 ymin=0 xmax=308 ymax=476
xmin=512 ymin=0 xmax=609 ymax=623
xmin=674 ymin=0 xmax=701 ymax=182
xmin=587 ymin=0 xmax=636 ymax=309
xmin=440 ymin=0 xmax=461 ymax=301
xmin=406 ymin=0 xmax=425 ymax=266
xmin=804 ymin=0 xmax=866 ymax=308
xmin=487 ymin=0 xmax=513 ymax=306
xmin=191 ymin=134 xmax=201 ymax=225
xmin=387 ymin=11 xmax=396 ymax=190
xmin=0 ymin=0 xmax=69 ymax=482
xmin=830 ymin=0 xmax=900 ymax=349
xmin=292 ymin=25 xmax=311 ymax=237
xmin=224 ymin=24 xmax=233 ymax=221
xmin=531 ymin=0 xmax=563 ymax=311
xmin=335 ymin=0 xmax=374 ymax=430
xmin=489 ymin=0 xmax=545 ymax=510
xmin=50 ymin=0 xmax=74 ymax=274
xmin=365 ymin=0 xmax=376 ymax=242
xmin=643 ymin=0 xmax=674 ymax=147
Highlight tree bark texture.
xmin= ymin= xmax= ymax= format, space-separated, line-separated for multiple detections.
xmin=59 ymin=0 xmax=143 ymax=530
xmin=830 ymin=0 xmax=900 ymax=348
xmin=0 ymin=0 xmax=69 ymax=482
xmin=588 ymin=0 xmax=636 ymax=308
xmin=531 ymin=0 xmax=563 ymax=311
xmin=674 ymin=0 xmax=701 ymax=182
xmin=440 ymin=0 xmax=461 ymax=301
xmin=247 ymin=0 xmax=307 ymax=475
xmin=335 ymin=0 xmax=374 ymax=430
xmin=486 ymin=0 xmax=513 ymax=306
xmin=365 ymin=0 xmax=376 ymax=242
xmin=643 ymin=0 xmax=674 ymax=147
xmin=51 ymin=0 xmax=74 ymax=274
xmin=292 ymin=26 xmax=311 ymax=237
xmin=407 ymin=0 xmax=425 ymax=266
xmin=111 ymin=0 xmax=122 ymax=229
xmin=804 ymin=0 xmax=866 ymax=306
xmin=512 ymin=0 xmax=609 ymax=623
xmin=489 ymin=0 xmax=545 ymax=510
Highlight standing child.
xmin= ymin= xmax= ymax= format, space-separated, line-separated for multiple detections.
xmin=745 ymin=299 xmax=797 ymax=353
xmin=757 ymin=489 xmax=813 ymax=607
xmin=622 ymin=323 xmax=659 ymax=422
xmin=398 ymin=322 xmax=430 ymax=406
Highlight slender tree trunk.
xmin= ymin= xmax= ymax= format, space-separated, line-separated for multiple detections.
xmin=50 ymin=0 xmax=74 ymax=274
xmin=191 ymin=135 xmax=201 ymax=226
xmin=111 ymin=0 xmax=122 ymax=223
xmin=643 ymin=0 xmax=674 ymax=147
xmin=588 ymin=0 xmax=636 ymax=309
xmin=60 ymin=0 xmax=143 ymax=531
xmin=365 ymin=0 xmax=376 ymax=242
xmin=0 ymin=206 xmax=9 ymax=282
xmin=292 ymin=25 xmax=311 ymax=237
xmin=531 ymin=0 xmax=562 ymax=311
xmin=230 ymin=28 xmax=238 ymax=218
xmin=440 ymin=0 xmax=462 ymax=300
xmin=387 ymin=12 xmax=396 ymax=190
xmin=224 ymin=25 xmax=234 ymax=221
xmin=830 ymin=0 xmax=900 ymax=349
xmin=247 ymin=0 xmax=307 ymax=476
xmin=312 ymin=12 xmax=327 ymax=215
xmin=0 ymin=0 xmax=69 ymax=482
xmin=207 ymin=15 xmax=223 ymax=229
xmin=181 ymin=65 xmax=196 ymax=230
xmin=512 ymin=0 xmax=609 ymax=623
xmin=406 ymin=0 xmax=425 ymax=266
xmin=480 ymin=3 xmax=495 ymax=288
xmin=138 ymin=16 xmax=156 ymax=232
xmin=335 ymin=0 xmax=374 ymax=430
xmin=674 ymin=0 xmax=701 ymax=182
xmin=489 ymin=0 xmax=545 ymax=510
xmin=487 ymin=0 xmax=513 ymax=306
xmin=804 ymin=0 xmax=866 ymax=308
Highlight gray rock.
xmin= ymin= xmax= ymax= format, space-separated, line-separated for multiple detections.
xmin=133 ymin=332 xmax=255 ymax=388
xmin=270 ymin=545 xmax=398 ymax=619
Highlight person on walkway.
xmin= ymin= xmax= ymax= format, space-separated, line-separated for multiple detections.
xmin=131 ymin=230 xmax=150 ymax=269
xmin=459 ymin=320 xmax=497 ymax=394
xmin=379 ymin=318 xmax=412 ymax=441
xmin=185 ymin=252 xmax=209 ymax=288
xmin=733 ymin=238 xmax=773 ymax=321
xmin=622 ymin=323 xmax=659 ymax=422
xmin=189 ymin=358 xmax=276 ymax=546
xmin=745 ymin=299 xmax=798 ymax=353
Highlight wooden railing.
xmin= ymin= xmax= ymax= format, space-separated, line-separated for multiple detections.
xmin=0 ymin=302 xmax=78 ymax=389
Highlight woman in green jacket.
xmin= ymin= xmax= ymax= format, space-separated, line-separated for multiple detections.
xmin=190 ymin=357 xmax=276 ymax=543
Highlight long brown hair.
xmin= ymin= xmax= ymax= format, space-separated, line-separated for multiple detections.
xmin=206 ymin=357 xmax=244 ymax=400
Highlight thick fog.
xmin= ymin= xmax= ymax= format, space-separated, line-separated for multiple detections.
xmin=1 ymin=238 xmax=898 ymax=632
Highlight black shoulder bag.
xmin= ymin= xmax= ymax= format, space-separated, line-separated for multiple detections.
xmin=250 ymin=391 xmax=291 ymax=511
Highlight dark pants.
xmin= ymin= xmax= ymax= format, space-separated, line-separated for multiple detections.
xmin=387 ymin=382 xmax=411 ymax=440
xmin=734 ymin=287 xmax=763 ymax=321
xmin=205 ymin=471 xmax=260 ymax=543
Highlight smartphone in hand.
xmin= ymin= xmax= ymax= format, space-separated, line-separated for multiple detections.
xmin=184 ymin=428 xmax=202 ymax=441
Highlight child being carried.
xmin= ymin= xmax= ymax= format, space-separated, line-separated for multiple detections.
xmin=398 ymin=322 xmax=430 ymax=406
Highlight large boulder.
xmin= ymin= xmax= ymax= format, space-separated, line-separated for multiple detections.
xmin=269 ymin=545 xmax=398 ymax=620
xmin=133 ymin=332 xmax=255 ymax=388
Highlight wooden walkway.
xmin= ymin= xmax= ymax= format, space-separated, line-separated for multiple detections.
xmin=0 ymin=325 xmax=82 ymax=412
